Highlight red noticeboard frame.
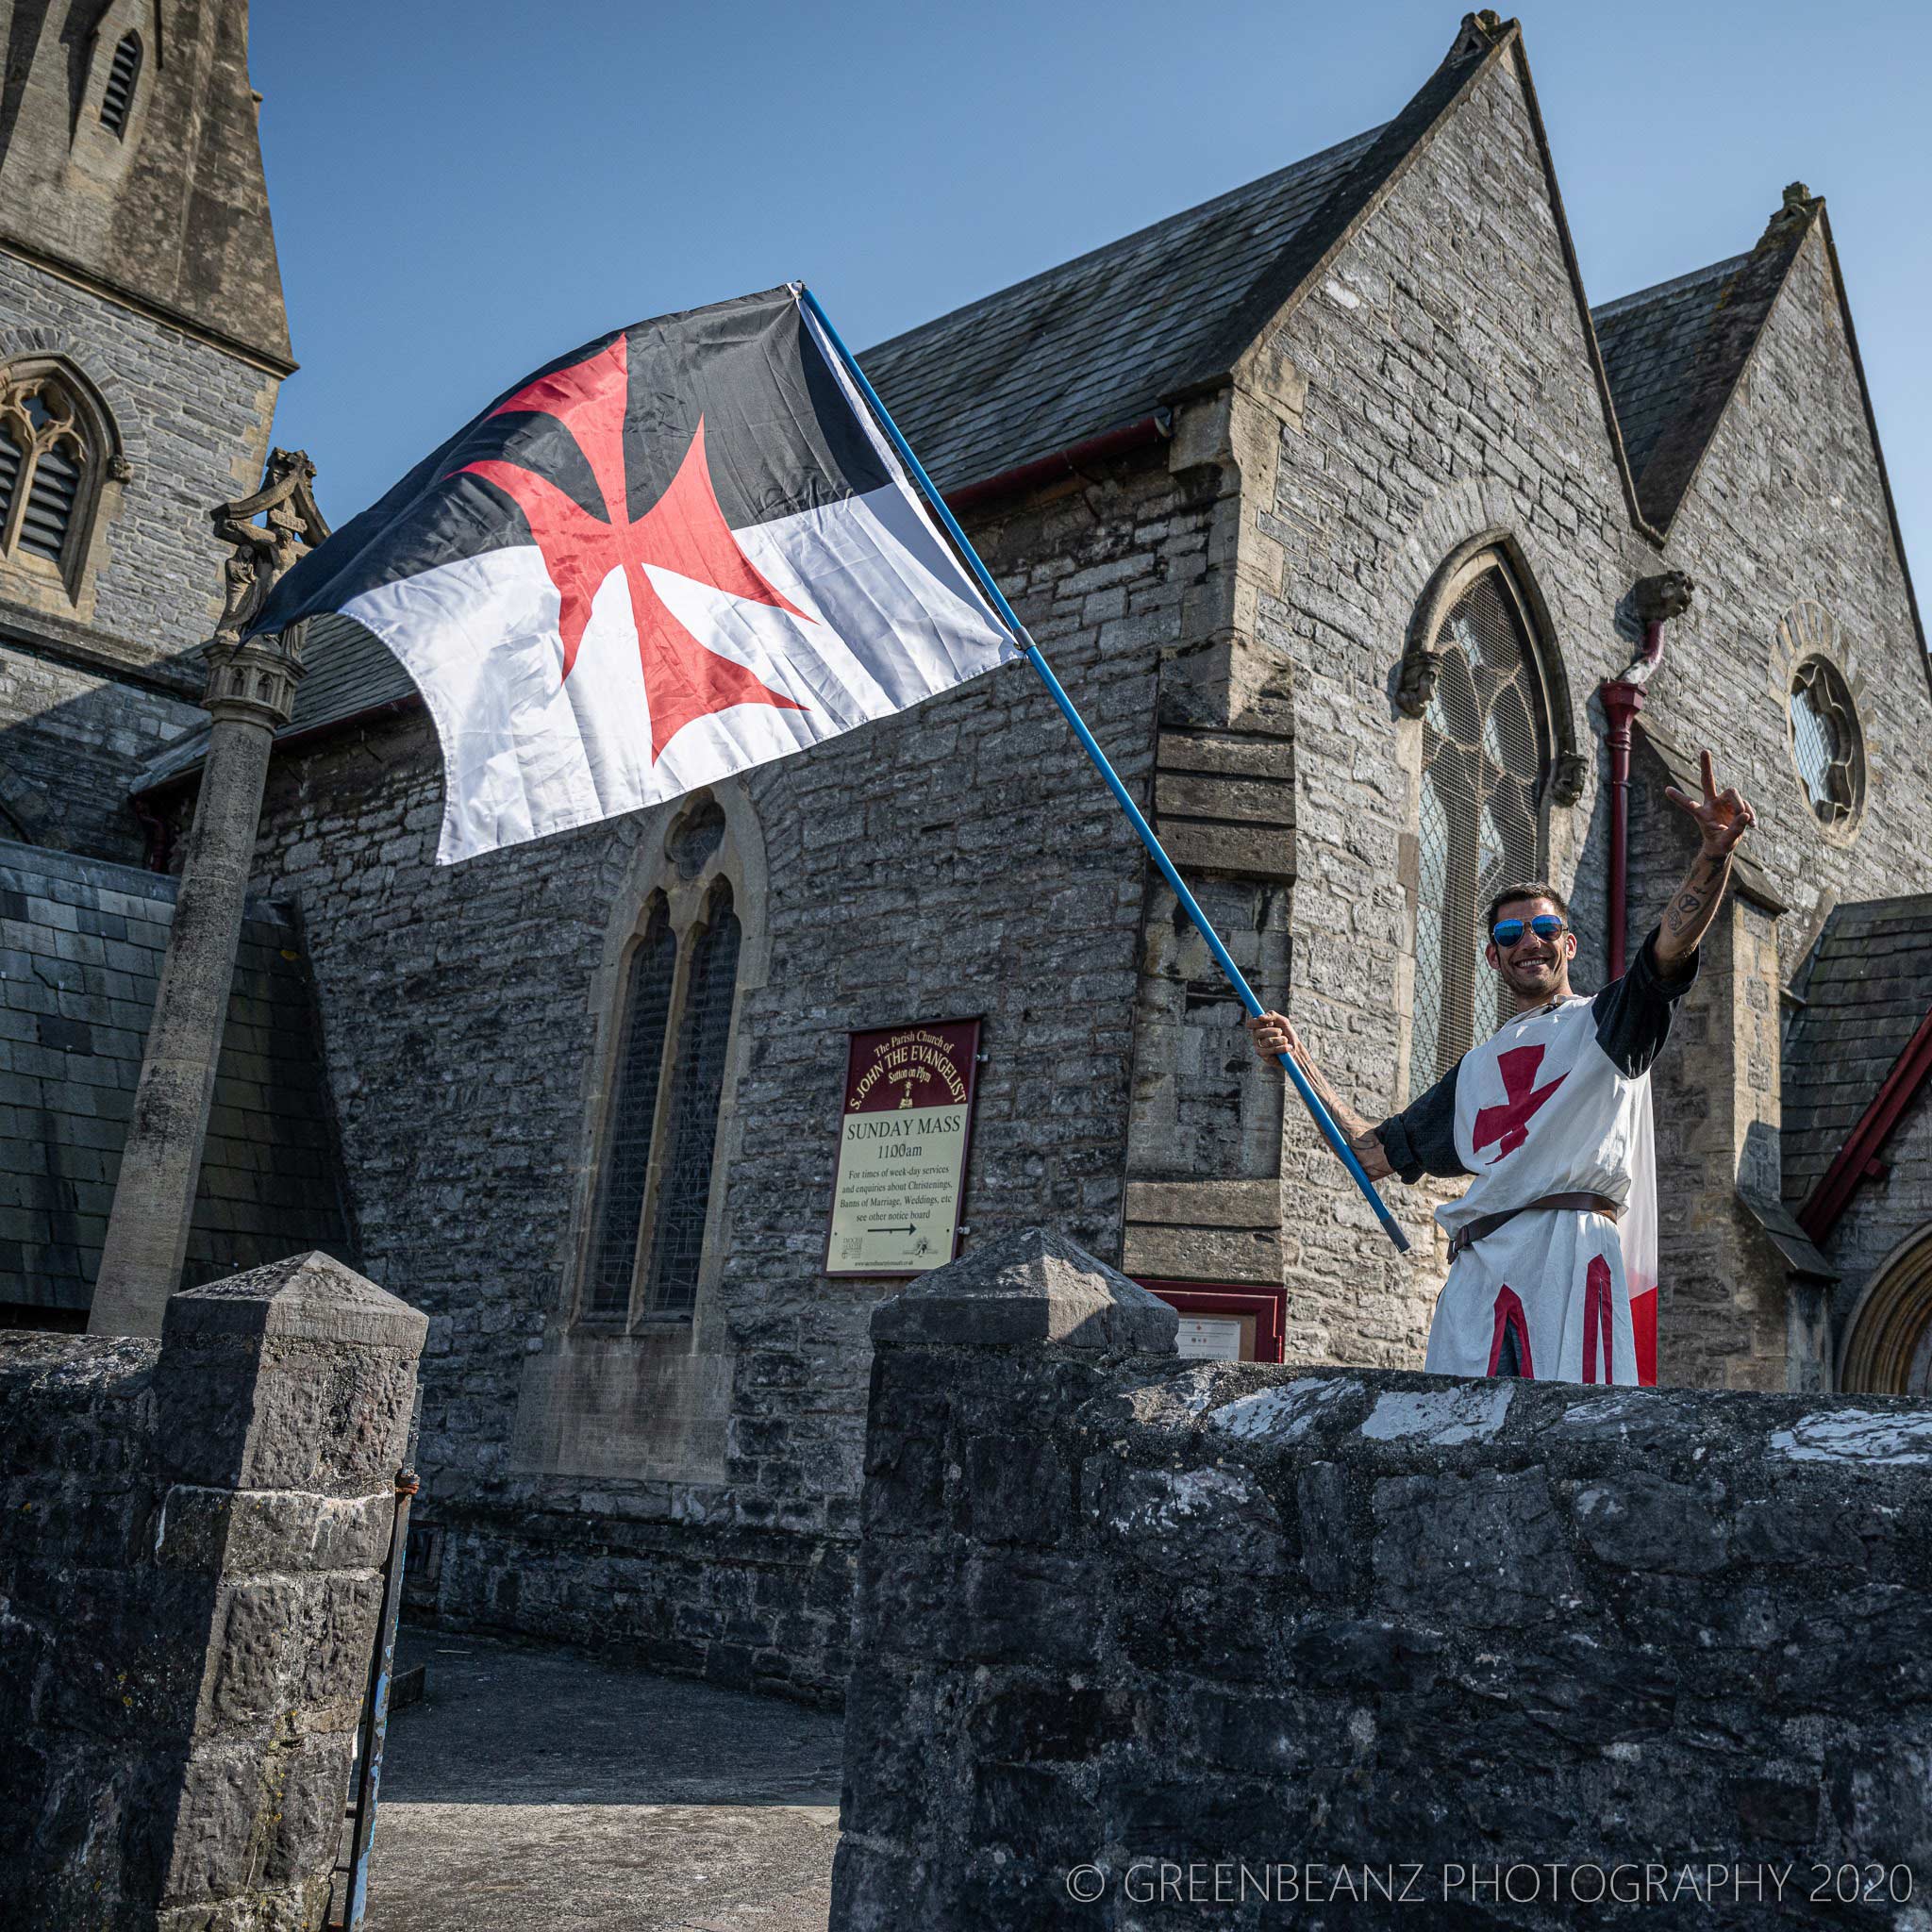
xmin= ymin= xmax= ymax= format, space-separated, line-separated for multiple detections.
xmin=824 ymin=1017 xmax=983 ymax=1279
xmin=1137 ymin=1280 xmax=1288 ymax=1363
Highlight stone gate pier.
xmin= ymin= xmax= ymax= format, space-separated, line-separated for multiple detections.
xmin=1 ymin=1252 xmax=425 ymax=1930
xmin=829 ymin=1229 xmax=1932 ymax=1929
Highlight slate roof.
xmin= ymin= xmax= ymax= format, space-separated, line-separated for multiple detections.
xmin=859 ymin=126 xmax=1382 ymax=495
xmin=0 ymin=841 xmax=349 ymax=1314
xmin=1783 ymin=894 xmax=1932 ymax=1214
xmin=1590 ymin=207 xmax=1814 ymax=531
xmin=1591 ymin=256 xmax=1749 ymax=489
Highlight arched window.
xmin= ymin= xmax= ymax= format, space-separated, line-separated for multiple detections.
xmin=577 ymin=797 xmax=752 ymax=1326
xmin=0 ymin=362 xmax=107 ymax=586
xmin=582 ymin=901 xmax=677 ymax=1316
xmin=1840 ymin=1229 xmax=1932 ymax=1396
xmin=647 ymin=882 xmax=741 ymax=1314
xmin=100 ymin=33 xmax=142 ymax=136
xmin=1410 ymin=559 xmax=1551 ymax=1091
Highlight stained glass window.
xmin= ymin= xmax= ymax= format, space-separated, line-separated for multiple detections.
xmin=645 ymin=887 xmax=742 ymax=1314
xmin=1411 ymin=569 xmax=1547 ymax=1092
xmin=582 ymin=908 xmax=676 ymax=1316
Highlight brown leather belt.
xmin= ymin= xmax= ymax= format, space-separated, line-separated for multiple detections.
xmin=1446 ymin=1191 xmax=1623 ymax=1261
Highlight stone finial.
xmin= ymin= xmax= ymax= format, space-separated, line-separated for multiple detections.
xmin=1782 ymin=181 xmax=1813 ymax=217
xmin=1451 ymin=9 xmax=1509 ymax=60
xmin=870 ymin=1225 xmax=1179 ymax=1354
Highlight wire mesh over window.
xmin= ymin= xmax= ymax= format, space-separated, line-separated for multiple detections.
xmin=582 ymin=909 xmax=676 ymax=1317
xmin=646 ymin=890 xmax=742 ymax=1315
xmin=101 ymin=34 xmax=142 ymax=135
xmin=1410 ymin=569 xmax=1547 ymax=1092
xmin=0 ymin=368 xmax=92 ymax=575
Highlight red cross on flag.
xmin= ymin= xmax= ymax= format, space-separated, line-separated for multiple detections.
xmin=252 ymin=287 xmax=1018 ymax=862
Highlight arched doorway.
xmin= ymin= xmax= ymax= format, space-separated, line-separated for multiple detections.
xmin=1840 ymin=1227 xmax=1932 ymax=1395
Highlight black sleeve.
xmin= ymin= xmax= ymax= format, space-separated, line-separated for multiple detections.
xmin=1374 ymin=1058 xmax=1471 ymax=1184
xmin=1591 ymin=928 xmax=1698 ymax=1077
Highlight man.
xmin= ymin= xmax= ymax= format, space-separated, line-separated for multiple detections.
xmin=1248 ymin=750 xmax=1755 ymax=1384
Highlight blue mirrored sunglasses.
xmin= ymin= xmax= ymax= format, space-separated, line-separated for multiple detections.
xmin=1491 ymin=913 xmax=1567 ymax=946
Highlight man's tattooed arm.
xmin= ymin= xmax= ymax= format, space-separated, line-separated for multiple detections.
xmin=1657 ymin=749 xmax=1757 ymax=973
xmin=1656 ymin=848 xmax=1731 ymax=972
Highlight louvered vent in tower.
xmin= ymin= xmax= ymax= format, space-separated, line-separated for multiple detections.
xmin=100 ymin=34 xmax=142 ymax=136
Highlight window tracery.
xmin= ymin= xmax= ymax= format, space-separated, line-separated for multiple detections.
xmin=0 ymin=360 xmax=116 ymax=595
xmin=577 ymin=794 xmax=754 ymax=1327
xmin=1410 ymin=558 xmax=1552 ymax=1091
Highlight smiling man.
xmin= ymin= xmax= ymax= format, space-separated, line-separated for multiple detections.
xmin=1248 ymin=751 xmax=1756 ymax=1384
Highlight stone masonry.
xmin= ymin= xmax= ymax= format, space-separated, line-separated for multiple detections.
xmin=120 ymin=17 xmax=1932 ymax=1695
xmin=831 ymin=1228 xmax=1932 ymax=1929
xmin=0 ymin=1250 xmax=425 ymax=1931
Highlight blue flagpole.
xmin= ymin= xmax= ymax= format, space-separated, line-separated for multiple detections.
xmin=797 ymin=285 xmax=1409 ymax=1256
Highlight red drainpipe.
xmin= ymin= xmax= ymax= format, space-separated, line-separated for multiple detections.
xmin=1601 ymin=574 xmax=1692 ymax=974
xmin=1601 ymin=669 xmax=1647 ymax=977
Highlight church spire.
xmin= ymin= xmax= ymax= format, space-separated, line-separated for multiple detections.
xmin=0 ymin=0 xmax=291 ymax=371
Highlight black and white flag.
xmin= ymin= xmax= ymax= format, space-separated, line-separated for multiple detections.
xmin=254 ymin=286 xmax=1016 ymax=861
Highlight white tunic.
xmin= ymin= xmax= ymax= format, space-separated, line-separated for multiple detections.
xmin=1382 ymin=937 xmax=1691 ymax=1385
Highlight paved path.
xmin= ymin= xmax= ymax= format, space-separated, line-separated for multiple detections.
xmin=364 ymin=1629 xmax=842 ymax=1931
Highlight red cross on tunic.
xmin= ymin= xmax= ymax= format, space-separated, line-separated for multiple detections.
xmin=1472 ymin=1043 xmax=1566 ymax=1163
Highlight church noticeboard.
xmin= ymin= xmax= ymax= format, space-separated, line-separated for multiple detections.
xmin=825 ymin=1019 xmax=981 ymax=1277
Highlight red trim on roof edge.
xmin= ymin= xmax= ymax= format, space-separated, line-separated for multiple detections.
xmin=942 ymin=416 xmax=1167 ymax=515
xmin=1797 ymin=1000 xmax=1932 ymax=1241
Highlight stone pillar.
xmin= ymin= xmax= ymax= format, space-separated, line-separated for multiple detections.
xmin=91 ymin=453 xmax=325 ymax=1338
xmin=4 ymin=1249 xmax=425 ymax=1930
xmin=828 ymin=1227 xmax=1175 ymax=1928
xmin=146 ymin=1252 xmax=425 ymax=1932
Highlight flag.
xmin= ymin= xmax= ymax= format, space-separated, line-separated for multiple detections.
xmin=252 ymin=286 xmax=1019 ymax=862
xmin=1623 ymin=1090 xmax=1660 ymax=1386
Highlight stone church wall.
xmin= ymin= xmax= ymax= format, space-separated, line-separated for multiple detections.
xmin=1635 ymin=220 xmax=1932 ymax=1390
xmin=1253 ymin=46 xmax=1643 ymax=1366
xmin=234 ymin=448 xmax=1209 ymax=1695
xmin=0 ymin=253 xmax=279 ymax=861
xmin=832 ymin=1230 xmax=1932 ymax=1930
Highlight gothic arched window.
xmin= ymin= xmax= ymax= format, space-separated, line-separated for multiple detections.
xmin=582 ymin=901 xmax=677 ymax=1316
xmin=1410 ymin=560 xmax=1551 ymax=1091
xmin=577 ymin=796 xmax=752 ymax=1327
xmin=100 ymin=33 xmax=142 ymax=136
xmin=646 ymin=883 xmax=741 ymax=1314
xmin=0 ymin=361 xmax=109 ymax=589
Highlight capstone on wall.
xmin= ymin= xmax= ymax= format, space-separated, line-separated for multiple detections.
xmin=226 ymin=450 xmax=1211 ymax=1695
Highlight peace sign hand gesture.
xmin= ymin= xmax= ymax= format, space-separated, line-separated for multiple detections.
xmin=1665 ymin=749 xmax=1756 ymax=858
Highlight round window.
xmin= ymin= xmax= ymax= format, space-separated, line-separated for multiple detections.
xmin=1787 ymin=656 xmax=1864 ymax=831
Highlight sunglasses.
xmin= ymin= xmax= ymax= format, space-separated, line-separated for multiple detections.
xmin=1491 ymin=914 xmax=1568 ymax=946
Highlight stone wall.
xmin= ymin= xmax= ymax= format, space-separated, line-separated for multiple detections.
xmin=0 ymin=258 xmax=281 ymax=656
xmin=0 ymin=1251 xmax=425 ymax=1930
xmin=0 ymin=252 xmax=279 ymax=865
xmin=226 ymin=445 xmax=1205 ymax=1697
xmin=1251 ymin=45 xmax=1932 ymax=1384
xmin=831 ymin=1229 xmax=1932 ymax=1929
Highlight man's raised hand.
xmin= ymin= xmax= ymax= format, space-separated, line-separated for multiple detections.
xmin=1664 ymin=749 xmax=1756 ymax=858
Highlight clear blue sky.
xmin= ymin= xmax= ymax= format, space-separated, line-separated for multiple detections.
xmin=254 ymin=1 xmax=1929 ymax=588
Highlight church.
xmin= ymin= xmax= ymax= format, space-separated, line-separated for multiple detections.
xmin=5 ymin=4 xmax=1931 ymax=1700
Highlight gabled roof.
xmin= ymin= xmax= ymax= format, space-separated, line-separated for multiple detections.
xmin=859 ymin=126 xmax=1382 ymax=495
xmin=0 ymin=841 xmax=348 ymax=1313
xmin=1591 ymin=201 xmax=1813 ymax=532
xmin=1783 ymin=894 xmax=1932 ymax=1226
